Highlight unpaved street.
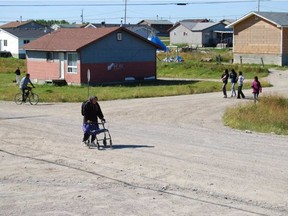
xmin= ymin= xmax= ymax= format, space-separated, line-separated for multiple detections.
xmin=0 ymin=70 xmax=287 ymax=216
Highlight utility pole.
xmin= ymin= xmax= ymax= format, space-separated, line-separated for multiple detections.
xmin=124 ymin=0 xmax=127 ymax=24
xmin=258 ymin=0 xmax=260 ymax=12
xmin=81 ymin=9 xmax=84 ymax=24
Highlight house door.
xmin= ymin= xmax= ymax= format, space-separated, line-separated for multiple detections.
xmin=59 ymin=52 xmax=65 ymax=79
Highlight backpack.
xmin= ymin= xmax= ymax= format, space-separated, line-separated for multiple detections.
xmin=81 ymin=100 xmax=89 ymax=116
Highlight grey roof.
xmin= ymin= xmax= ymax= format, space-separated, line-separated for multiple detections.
xmin=3 ymin=28 xmax=52 ymax=38
xmin=191 ymin=22 xmax=220 ymax=31
xmin=56 ymin=24 xmax=86 ymax=28
xmin=227 ymin=11 xmax=288 ymax=28
xmin=138 ymin=19 xmax=173 ymax=25
xmin=256 ymin=11 xmax=288 ymax=26
xmin=181 ymin=22 xmax=221 ymax=31
xmin=180 ymin=22 xmax=197 ymax=30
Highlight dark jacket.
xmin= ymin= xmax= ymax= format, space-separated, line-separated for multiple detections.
xmin=221 ymin=73 xmax=228 ymax=84
xmin=83 ymin=101 xmax=104 ymax=123
xmin=229 ymin=72 xmax=237 ymax=83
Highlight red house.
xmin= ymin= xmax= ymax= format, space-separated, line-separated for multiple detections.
xmin=23 ymin=27 xmax=162 ymax=85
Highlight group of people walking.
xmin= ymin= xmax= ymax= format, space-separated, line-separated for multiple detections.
xmin=221 ymin=69 xmax=262 ymax=102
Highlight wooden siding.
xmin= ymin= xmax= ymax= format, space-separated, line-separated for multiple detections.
xmin=283 ymin=28 xmax=288 ymax=54
xmin=80 ymin=61 xmax=156 ymax=84
xmin=170 ymin=25 xmax=196 ymax=45
xmin=233 ymin=15 xmax=281 ymax=54
xmin=81 ymin=31 xmax=156 ymax=63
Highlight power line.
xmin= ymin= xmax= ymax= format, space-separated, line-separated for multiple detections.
xmin=0 ymin=1 xmax=258 ymax=7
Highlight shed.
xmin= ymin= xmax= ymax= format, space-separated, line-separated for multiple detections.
xmin=23 ymin=27 xmax=162 ymax=85
xmin=226 ymin=11 xmax=288 ymax=66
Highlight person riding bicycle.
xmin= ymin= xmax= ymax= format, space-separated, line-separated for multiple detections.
xmin=81 ymin=96 xmax=105 ymax=146
xmin=19 ymin=73 xmax=35 ymax=102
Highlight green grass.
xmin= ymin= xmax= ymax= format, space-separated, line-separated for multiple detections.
xmin=223 ymin=95 xmax=288 ymax=135
xmin=0 ymin=53 xmax=270 ymax=103
xmin=0 ymin=72 xmax=222 ymax=102
xmin=0 ymin=58 xmax=26 ymax=74
xmin=157 ymin=51 xmax=270 ymax=79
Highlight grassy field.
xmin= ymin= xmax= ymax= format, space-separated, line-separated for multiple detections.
xmin=0 ymin=51 xmax=270 ymax=103
xmin=0 ymin=73 xmax=225 ymax=102
xmin=224 ymin=95 xmax=288 ymax=135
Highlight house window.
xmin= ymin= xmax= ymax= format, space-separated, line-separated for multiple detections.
xmin=117 ymin=32 xmax=122 ymax=41
xmin=4 ymin=40 xmax=7 ymax=46
xmin=67 ymin=53 xmax=78 ymax=73
xmin=24 ymin=40 xmax=30 ymax=44
xmin=46 ymin=52 xmax=54 ymax=61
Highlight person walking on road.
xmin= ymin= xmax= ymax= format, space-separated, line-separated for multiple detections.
xmin=81 ymin=96 xmax=105 ymax=147
xmin=221 ymin=69 xmax=229 ymax=98
xmin=251 ymin=76 xmax=262 ymax=103
xmin=229 ymin=69 xmax=237 ymax=97
xmin=237 ymin=71 xmax=245 ymax=99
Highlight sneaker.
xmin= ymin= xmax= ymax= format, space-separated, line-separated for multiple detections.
xmin=81 ymin=140 xmax=89 ymax=146
xmin=91 ymin=141 xmax=96 ymax=147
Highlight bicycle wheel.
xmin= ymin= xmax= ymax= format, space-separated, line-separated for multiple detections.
xmin=29 ymin=93 xmax=39 ymax=105
xmin=14 ymin=93 xmax=23 ymax=105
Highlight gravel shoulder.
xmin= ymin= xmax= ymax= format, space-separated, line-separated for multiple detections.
xmin=0 ymin=69 xmax=288 ymax=216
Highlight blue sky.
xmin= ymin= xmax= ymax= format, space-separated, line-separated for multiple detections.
xmin=0 ymin=0 xmax=288 ymax=25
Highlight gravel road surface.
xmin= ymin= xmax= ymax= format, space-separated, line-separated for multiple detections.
xmin=0 ymin=69 xmax=287 ymax=216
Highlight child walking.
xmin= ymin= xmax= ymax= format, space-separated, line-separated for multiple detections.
xmin=251 ymin=76 xmax=262 ymax=103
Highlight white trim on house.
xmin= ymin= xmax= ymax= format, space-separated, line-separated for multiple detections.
xmin=226 ymin=11 xmax=288 ymax=28
xmin=67 ymin=52 xmax=78 ymax=73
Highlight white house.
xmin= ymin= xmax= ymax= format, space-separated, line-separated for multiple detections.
xmin=0 ymin=29 xmax=18 ymax=57
xmin=0 ymin=20 xmax=51 ymax=58
xmin=169 ymin=20 xmax=233 ymax=47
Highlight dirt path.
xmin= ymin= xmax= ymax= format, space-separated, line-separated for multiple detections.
xmin=0 ymin=69 xmax=287 ymax=216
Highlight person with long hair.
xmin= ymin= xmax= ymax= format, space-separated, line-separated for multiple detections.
xmin=221 ymin=69 xmax=229 ymax=98
xmin=251 ymin=76 xmax=262 ymax=103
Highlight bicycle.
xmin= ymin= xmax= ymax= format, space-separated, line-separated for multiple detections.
xmin=14 ymin=86 xmax=39 ymax=105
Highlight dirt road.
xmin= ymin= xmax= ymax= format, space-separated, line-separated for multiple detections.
xmin=0 ymin=70 xmax=287 ymax=216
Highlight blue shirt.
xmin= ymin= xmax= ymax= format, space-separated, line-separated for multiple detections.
xmin=19 ymin=76 xmax=33 ymax=89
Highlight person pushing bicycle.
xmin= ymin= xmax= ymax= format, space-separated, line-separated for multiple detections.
xmin=19 ymin=73 xmax=35 ymax=102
